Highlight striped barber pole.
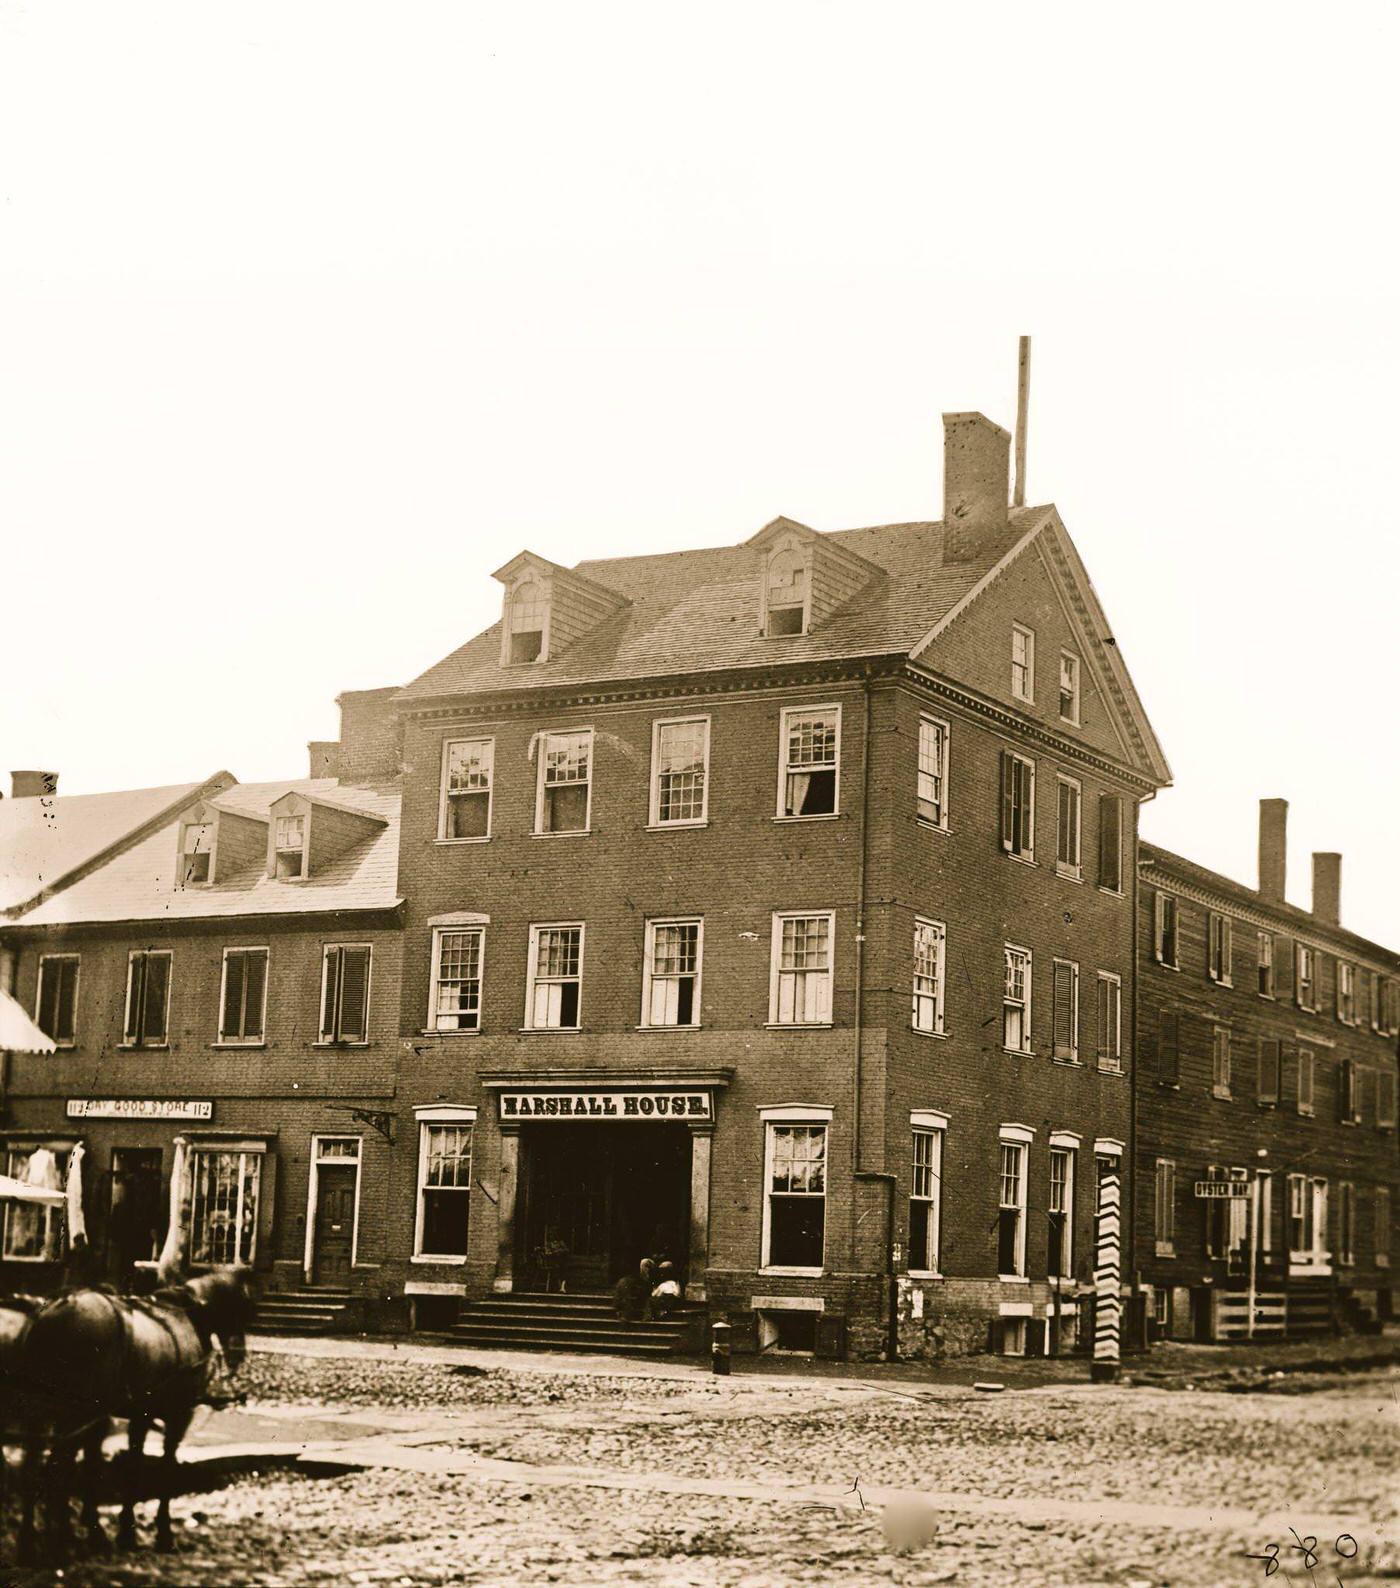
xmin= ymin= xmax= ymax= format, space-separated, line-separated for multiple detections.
xmin=1092 ymin=1167 xmax=1122 ymax=1378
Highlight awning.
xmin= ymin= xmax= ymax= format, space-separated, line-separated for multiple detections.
xmin=0 ymin=1173 xmax=64 ymax=1205
xmin=0 ymin=990 xmax=57 ymax=1055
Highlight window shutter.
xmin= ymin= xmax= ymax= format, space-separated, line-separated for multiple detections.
xmin=1053 ymin=964 xmax=1073 ymax=1058
xmin=339 ymin=947 xmax=371 ymax=1042
xmin=1258 ymin=1039 xmax=1280 ymax=1103
xmin=1098 ymin=794 xmax=1121 ymax=890
xmin=999 ymin=752 xmax=1013 ymax=850
xmin=38 ymin=964 xmax=59 ymax=1040
xmin=1159 ymin=1010 xmax=1179 ymax=1084
xmin=321 ymin=950 xmax=341 ymax=1040
xmin=1153 ymin=893 xmax=1165 ymax=961
xmin=223 ymin=954 xmax=245 ymax=1038
xmin=144 ymin=955 xmax=169 ymax=1043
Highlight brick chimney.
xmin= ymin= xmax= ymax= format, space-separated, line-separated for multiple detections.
xmin=335 ymin=687 xmax=403 ymax=782
xmin=942 ymin=412 xmax=1011 ymax=562
xmin=308 ymin=741 xmax=341 ymax=779
xmin=1258 ymin=798 xmax=1287 ymax=903
xmin=1312 ymin=852 xmax=1342 ymax=926
xmin=10 ymin=771 xmax=58 ymax=799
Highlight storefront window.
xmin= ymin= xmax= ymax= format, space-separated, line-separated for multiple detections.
xmin=2 ymin=1144 xmax=69 ymax=1260
xmin=188 ymin=1148 xmax=261 ymax=1265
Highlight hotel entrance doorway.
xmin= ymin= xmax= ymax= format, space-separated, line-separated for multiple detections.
xmin=518 ymin=1122 xmax=691 ymax=1292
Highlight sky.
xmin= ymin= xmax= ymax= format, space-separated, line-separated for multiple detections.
xmin=1 ymin=3 xmax=1396 ymax=944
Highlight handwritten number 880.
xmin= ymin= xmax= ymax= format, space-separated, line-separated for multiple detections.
xmin=1247 ymin=1534 xmax=1358 ymax=1576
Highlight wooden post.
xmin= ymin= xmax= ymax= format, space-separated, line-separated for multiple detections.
xmin=1013 ymin=335 xmax=1031 ymax=508
xmin=1091 ymin=1164 xmax=1122 ymax=1381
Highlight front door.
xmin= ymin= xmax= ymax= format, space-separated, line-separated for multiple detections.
xmin=108 ymin=1148 xmax=164 ymax=1281
xmin=313 ymin=1164 xmax=357 ymax=1285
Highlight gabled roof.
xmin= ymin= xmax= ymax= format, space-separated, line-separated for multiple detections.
xmin=0 ymin=774 xmax=235 ymax=916
xmin=11 ymin=778 xmax=401 ymax=929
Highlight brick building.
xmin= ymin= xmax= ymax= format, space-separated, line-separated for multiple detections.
xmin=385 ymin=412 xmax=1170 ymax=1357
xmin=1136 ymin=803 xmax=1399 ymax=1342
xmin=0 ymin=697 xmax=404 ymax=1326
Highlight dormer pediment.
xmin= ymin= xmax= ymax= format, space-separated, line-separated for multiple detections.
xmin=744 ymin=518 xmax=882 ymax=638
xmin=263 ymin=789 xmax=386 ymax=881
xmin=492 ymin=551 xmax=630 ymax=667
xmin=175 ymin=800 xmax=219 ymax=889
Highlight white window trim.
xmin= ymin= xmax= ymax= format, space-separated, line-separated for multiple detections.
xmin=1211 ymin=1025 xmax=1232 ymax=1099
xmin=187 ymin=1143 xmax=265 ymax=1267
xmin=1094 ymin=1137 xmax=1125 ymax=1159
xmin=1207 ymin=913 xmax=1233 ymax=987
xmin=1154 ymin=892 xmax=1179 ymax=969
xmin=217 ymin=945 xmax=270 ymax=1046
xmin=412 ymin=1105 xmax=478 ymax=1264
xmin=1051 ymin=957 xmax=1080 ymax=1063
xmin=911 ymin=1108 xmax=951 ymax=1131
xmin=762 ymin=541 xmax=811 ymax=637
xmin=997 ymin=1134 xmax=1030 ymax=1279
xmin=533 ymin=727 xmax=594 ymax=836
xmin=1058 ymin=649 xmax=1081 ymax=725
xmin=122 ymin=948 xmax=172 ymax=1049
xmin=302 ymin=1134 xmax=363 ymax=1281
xmin=523 ymin=921 xmax=585 ymax=1031
xmin=269 ymin=805 xmax=309 ymax=882
xmin=647 ymin=714 xmax=711 ymax=828
xmin=1295 ymin=944 xmax=1317 ymax=1012
xmin=999 ymin=1122 xmax=1036 ymax=1145
xmin=427 ymin=924 xmax=485 ymax=1035
xmin=1258 ymin=930 xmax=1275 ymax=998
xmin=1055 ymin=773 xmax=1082 ymax=880
xmin=911 ymin=916 xmax=946 ymax=1036
xmin=915 ymin=713 xmax=951 ymax=831
xmin=768 ymin=910 xmax=836 ymax=1028
xmin=775 ymin=703 xmax=842 ymax=821
xmin=908 ymin=1121 xmax=945 ymax=1278
xmin=1337 ymin=962 xmax=1358 ymax=1026
xmin=1096 ymin=970 xmax=1123 ymax=1072
xmin=437 ymin=735 xmax=495 ymax=844
xmin=178 ymin=816 xmax=217 ymax=888
xmin=1002 ymin=751 xmax=1036 ymax=862
xmin=1003 ymin=943 xmax=1033 ymax=1056
xmin=1049 ymin=1143 xmax=1076 ymax=1280
xmin=2 ymin=1140 xmax=77 ymax=1261
xmin=1154 ymin=1157 xmax=1176 ymax=1256
xmin=35 ymin=953 xmax=80 ymax=1049
xmin=759 ymin=1107 xmax=831 ymax=1275
xmin=639 ymin=916 xmax=704 ymax=1029
xmin=500 ymin=577 xmax=551 ymax=666
xmin=317 ymin=942 xmax=374 ymax=1046
xmin=1011 ymin=623 xmax=1035 ymax=703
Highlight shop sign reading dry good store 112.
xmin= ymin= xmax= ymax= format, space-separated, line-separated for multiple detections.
xmin=65 ymin=1099 xmax=214 ymax=1121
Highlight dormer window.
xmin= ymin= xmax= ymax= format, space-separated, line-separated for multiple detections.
xmin=506 ymin=580 xmax=548 ymax=664
xmin=180 ymin=821 xmax=213 ymax=886
xmin=765 ymin=549 xmax=808 ymax=637
xmin=274 ymin=814 xmax=306 ymax=880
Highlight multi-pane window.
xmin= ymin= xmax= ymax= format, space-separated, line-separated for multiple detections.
xmin=999 ymin=752 xmax=1035 ymax=859
xmin=123 ymin=950 xmax=171 ymax=1047
xmin=1207 ymin=913 xmax=1232 ymax=985
xmin=916 ymin=715 xmax=949 ymax=828
xmin=765 ymin=550 xmax=808 ymax=637
xmin=770 ymin=912 xmax=834 ymax=1025
xmin=912 ymin=918 xmax=946 ymax=1035
xmin=1381 ymin=978 xmax=1400 ymax=1037
xmin=1154 ymin=1158 xmax=1176 ymax=1255
xmin=1003 ymin=945 xmax=1032 ymax=1053
xmin=1096 ymin=972 xmax=1122 ymax=1072
xmin=1257 ymin=1038 xmax=1281 ymax=1104
xmin=430 ymin=928 xmax=484 ymax=1032
xmin=536 ymin=730 xmax=592 ymax=834
xmin=1058 ymin=651 xmax=1080 ymax=722
xmin=1048 ymin=1147 xmax=1074 ymax=1278
xmin=1098 ymin=793 xmax=1123 ymax=892
xmin=1287 ymin=1176 xmax=1327 ymax=1263
xmin=417 ymin=1122 xmax=473 ymax=1257
xmin=2 ymin=1144 xmax=70 ymax=1260
xmin=507 ymin=580 xmax=547 ymax=663
xmin=909 ymin=1127 xmax=942 ymax=1274
xmin=35 ymin=954 xmax=79 ymax=1046
xmin=1056 ymin=776 xmax=1081 ymax=877
xmin=1212 ymin=1027 xmax=1232 ymax=1099
xmin=1010 ymin=624 xmax=1035 ymax=702
xmin=189 ymin=1148 xmax=260 ymax=1265
xmin=1339 ymin=1059 xmax=1361 ymax=1125
xmin=1337 ymin=1182 xmax=1356 ymax=1266
xmin=1377 ymin=1187 xmax=1392 ymax=1264
xmin=274 ymin=814 xmax=306 ymax=880
xmin=997 ymin=1140 xmax=1028 ymax=1276
xmin=1295 ymin=943 xmax=1316 ymax=1010
xmin=779 ymin=706 xmax=839 ymax=817
xmin=1157 ymin=1009 xmax=1180 ymax=1084
xmin=441 ymin=739 xmax=494 ymax=840
xmin=526 ymin=925 xmax=583 ymax=1029
xmin=650 ymin=717 xmax=709 ymax=826
xmin=1379 ymin=1069 xmax=1398 ymax=1129
xmin=1297 ymin=1048 xmax=1316 ymax=1116
xmin=642 ymin=919 xmax=701 ymax=1027
xmin=320 ymin=944 xmax=371 ymax=1043
xmin=1337 ymin=962 xmax=1358 ymax=1025
xmin=1153 ymin=892 xmax=1178 ymax=967
xmin=1052 ymin=960 xmax=1079 ymax=1062
xmin=1258 ymin=932 xmax=1275 ymax=997
xmin=219 ymin=947 xmax=268 ymax=1043
xmin=181 ymin=822 xmax=213 ymax=885
xmin=764 ymin=1124 xmax=826 ymax=1269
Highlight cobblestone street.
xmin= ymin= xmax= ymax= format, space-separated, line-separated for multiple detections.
xmin=2 ymin=1342 xmax=1395 ymax=1588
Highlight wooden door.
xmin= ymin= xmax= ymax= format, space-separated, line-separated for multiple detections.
xmin=313 ymin=1164 xmax=357 ymax=1285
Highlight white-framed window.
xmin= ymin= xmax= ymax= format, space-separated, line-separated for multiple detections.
xmin=770 ymin=912 xmax=835 ymax=1026
xmin=189 ymin=1145 xmax=262 ymax=1266
xmin=777 ymin=705 xmax=840 ymax=818
xmin=1207 ymin=913 xmax=1232 ymax=985
xmin=180 ymin=820 xmax=214 ymax=886
xmin=535 ymin=729 xmax=593 ymax=835
xmin=1052 ymin=959 xmax=1079 ymax=1062
xmin=2 ymin=1143 xmax=72 ymax=1260
xmin=909 ymin=1119 xmax=945 ymax=1275
xmin=123 ymin=949 xmax=171 ymax=1047
xmin=319 ymin=944 xmax=372 ymax=1044
xmin=1381 ymin=978 xmax=1400 ymax=1037
xmin=526 ymin=923 xmax=583 ymax=1029
xmin=1295 ymin=943 xmax=1316 ymax=1011
xmin=1058 ymin=651 xmax=1080 ymax=723
xmin=1297 ymin=1047 xmax=1315 ymax=1116
xmin=505 ymin=579 xmax=548 ymax=664
xmin=1048 ymin=1145 xmax=1075 ymax=1278
xmin=1337 ymin=962 xmax=1358 ymax=1026
xmin=273 ymin=813 xmax=306 ymax=880
xmin=1378 ymin=1068 xmax=1397 ymax=1129
xmin=440 ymin=738 xmax=494 ymax=841
xmin=1096 ymin=971 xmax=1122 ymax=1072
xmin=1011 ymin=623 xmax=1035 ymax=702
xmin=916 ymin=714 xmax=949 ymax=829
xmin=1153 ymin=892 xmax=1178 ymax=968
xmin=35 ymin=954 xmax=80 ymax=1047
xmin=1212 ymin=1026 xmax=1232 ymax=1099
xmin=642 ymin=918 xmax=702 ymax=1027
xmin=414 ymin=1108 xmax=476 ymax=1259
xmin=1258 ymin=931 xmax=1275 ymax=997
xmin=999 ymin=751 xmax=1035 ymax=860
xmin=761 ymin=1109 xmax=829 ymax=1272
xmin=1287 ymin=1175 xmax=1328 ymax=1266
xmin=1376 ymin=1186 xmax=1392 ymax=1265
xmin=219 ymin=947 xmax=268 ymax=1044
xmin=430 ymin=927 xmax=484 ymax=1032
xmin=997 ymin=1133 xmax=1030 ymax=1277
xmin=1055 ymin=774 xmax=1081 ymax=878
xmin=1339 ymin=1059 xmax=1361 ymax=1125
xmin=1337 ymin=1181 xmax=1356 ymax=1266
xmin=1003 ymin=944 xmax=1032 ymax=1054
xmin=649 ymin=716 xmax=710 ymax=826
xmin=1154 ymin=1157 xmax=1176 ymax=1256
xmin=912 ymin=917 xmax=946 ymax=1035
xmin=764 ymin=547 xmax=809 ymax=637
xmin=1097 ymin=793 xmax=1123 ymax=892
xmin=1258 ymin=1170 xmax=1275 ymax=1258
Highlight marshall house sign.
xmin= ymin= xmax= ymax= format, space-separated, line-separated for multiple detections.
xmin=498 ymin=1090 xmax=711 ymax=1122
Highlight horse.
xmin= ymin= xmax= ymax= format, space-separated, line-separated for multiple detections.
xmin=20 ymin=1267 xmax=257 ymax=1554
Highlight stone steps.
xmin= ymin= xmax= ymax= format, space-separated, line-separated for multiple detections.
xmin=255 ymin=1286 xmax=353 ymax=1336
xmin=449 ymin=1290 xmax=697 ymax=1357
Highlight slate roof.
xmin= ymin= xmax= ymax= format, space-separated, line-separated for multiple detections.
xmin=12 ymin=778 xmax=402 ymax=929
xmin=398 ymin=510 xmax=1050 ymax=704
